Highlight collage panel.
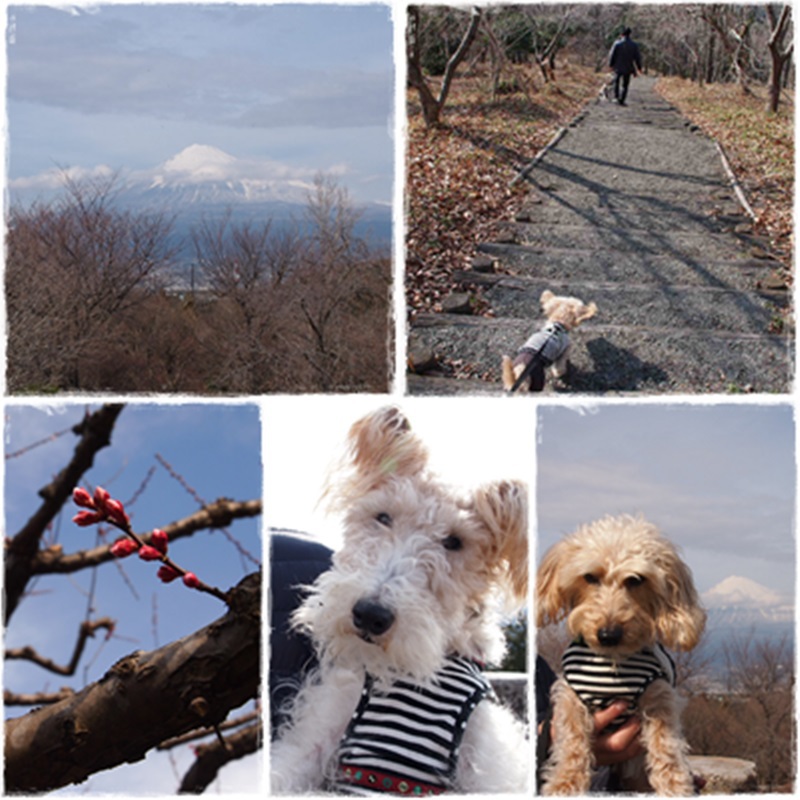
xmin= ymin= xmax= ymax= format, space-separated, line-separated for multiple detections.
xmin=265 ymin=396 xmax=535 ymax=793
xmin=6 ymin=3 xmax=394 ymax=395
xmin=4 ymin=402 xmax=262 ymax=793
xmin=535 ymin=402 xmax=795 ymax=793
xmin=405 ymin=4 xmax=792 ymax=397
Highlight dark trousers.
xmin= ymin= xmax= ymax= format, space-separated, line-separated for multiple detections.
xmin=614 ymin=72 xmax=632 ymax=103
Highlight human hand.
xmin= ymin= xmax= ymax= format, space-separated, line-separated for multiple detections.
xmin=592 ymin=702 xmax=643 ymax=766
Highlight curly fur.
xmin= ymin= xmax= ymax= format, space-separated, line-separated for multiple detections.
xmin=502 ymin=289 xmax=597 ymax=392
xmin=537 ymin=515 xmax=706 ymax=795
xmin=271 ymin=407 xmax=530 ymax=794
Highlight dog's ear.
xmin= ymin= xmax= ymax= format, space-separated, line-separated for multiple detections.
xmin=344 ymin=406 xmax=428 ymax=489
xmin=471 ymin=480 xmax=528 ymax=607
xmin=539 ymin=289 xmax=555 ymax=313
xmin=536 ymin=539 xmax=572 ymax=628
xmin=654 ymin=545 xmax=707 ymax=651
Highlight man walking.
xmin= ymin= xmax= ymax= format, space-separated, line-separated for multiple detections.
xmin=609 ymin=27 xmax=642 ymax=106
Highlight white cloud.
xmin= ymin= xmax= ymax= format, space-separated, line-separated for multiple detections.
xmin=9 ymin=163 xmax=114 ymax=192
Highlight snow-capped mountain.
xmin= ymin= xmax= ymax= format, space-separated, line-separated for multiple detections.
xmin=702 ymin=575 xmax=793 ymax=627
xmin=126 ymin=144 xmax=318 ymax=207
xmin=9 ymin=144 xmax=392 ymax=251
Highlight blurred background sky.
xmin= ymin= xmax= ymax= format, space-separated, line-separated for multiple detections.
xmin=7 ymin=3 xmax=394 ymax=204
xmin=537 ymin=402 xmax=795 ymax=599
xmin=264 ymin=396 xmax=537 ymax=551
xmin=4 ymin=402 xmax=262 ymax=793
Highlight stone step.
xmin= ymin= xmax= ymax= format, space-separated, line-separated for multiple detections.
xmin=527 ymin=100 xmax=729 ymax=195
xmin=481 ymin=280 xmax=785 ymax=335
xmin=513 ymin=191 xmax=749 ymax=234
xmin=474 ymin=244 xmax=781 ymax=293
xmin=506 ymin=222 xmax=754 ymax=261
xmin=409 ymin=314 xmax=791 ymax=394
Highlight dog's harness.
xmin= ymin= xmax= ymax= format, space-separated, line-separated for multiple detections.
xmin=509 ymin=321 xmax=569 ymax=393
xmin=333 ymin=655 xmax=493 ymax=795
xmin=562 ymin=639 xmax=676 ymax=731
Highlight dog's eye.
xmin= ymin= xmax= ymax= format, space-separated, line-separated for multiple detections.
xmin=625 ymin=575 xmax=645 ymax=589
xmin=583 ymin=573 xmax=600 ymax=585
xmin=375 ymin=512 xmax=392 ymax=527
xmin=443 ymin=534 xmax=463 ymax=551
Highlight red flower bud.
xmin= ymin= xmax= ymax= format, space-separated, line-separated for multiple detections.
xmin=104 ymin=498 xmax=129 ymax=527
xmin=93 ymin=486 xmax=111 ymax=511
xmin=72 ymin=487 xmax=95 ymax=509
xmin=182 ymin=572 xmax=201 ymax=589
xmin=73 ymin=510 xmax=104 ymax=527
xmin=138 ymin=545 xmax=163 ymax=562
xmin=150 ymin=529 xmax=169 ymax=555
xmin=157 ymin=565 xmax=181 ymax=583
xmin=110 ymin=538 xmax=139 ymax=558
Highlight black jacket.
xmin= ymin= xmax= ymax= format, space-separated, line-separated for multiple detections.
xmin=609 ymin=36 xmax=642 ymax=76
xmin=269 ymin=531 xmax=333 ymax=737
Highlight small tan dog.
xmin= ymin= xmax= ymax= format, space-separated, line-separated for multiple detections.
xmin=502 ymin=290 xmax=597 ymax=392
xmin=537 ymin=515 xmax=706 ymax=795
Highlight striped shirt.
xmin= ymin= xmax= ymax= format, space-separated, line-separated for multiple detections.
xmin=562 ymin=639 xmax=676 ymax=730
xmin=332 ymin=656 xmax=493 ymax=795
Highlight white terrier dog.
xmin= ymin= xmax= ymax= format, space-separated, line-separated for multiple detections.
xmin=271 ymin=407 xmax=529 ymax=794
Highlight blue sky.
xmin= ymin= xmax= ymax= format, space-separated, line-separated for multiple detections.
xmin=537 ymin=402 xmax=796 ymax=599
xmin=7 ymin=3 xmax=394 ymax=203
xmin=4 ymin=402 xmax=262 ymax=793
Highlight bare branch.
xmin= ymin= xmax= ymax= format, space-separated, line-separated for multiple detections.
xmin=32 ymin=498 xmax=263 ymax=576
xmin=4 ymin=688 xmax=76 ymax=706
xmin=5 ymin=617 xmax=115 ymax=676
xmin=5 ymin=404 xmax=125 ymax=624
xmin=5 ymin=572 xmax=260 ymax=793
xmin=178 ymin=721 xmax=262 ymax=794
xmin=158 ymin=709 xmax=260 ymax=750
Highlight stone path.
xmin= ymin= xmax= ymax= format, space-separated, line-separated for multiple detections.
xmin=408 ymin=76 xmax=792 ymax=395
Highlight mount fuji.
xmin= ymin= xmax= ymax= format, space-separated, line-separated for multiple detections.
xmin=699 ymin=575 xmax=794 ymax=672
xmin=125 ymin=144 xmax=318 ymax=207
xmin=9 ymin=145 xmax=392 ymax=247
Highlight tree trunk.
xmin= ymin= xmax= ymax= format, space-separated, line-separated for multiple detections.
xmin=407 ymin=5 xmax=482 ymax=128
xmin=766 ymin=4 xmax=793 ymax=113
xmin=5 ymin=572 xmax=261 ymax=793
xmin=4 ymin=404 xmax=124 ymax=624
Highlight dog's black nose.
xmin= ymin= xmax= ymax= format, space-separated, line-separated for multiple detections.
xmin=597 ymin=626 xmax=624 ymax=647
xmin=352 ymin=599 xmax=395 ymax=637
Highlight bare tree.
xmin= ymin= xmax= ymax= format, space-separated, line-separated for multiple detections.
xmin=4 ymin=404 xmax=263 ymax=793
xmin=722 ymin=629 xmax=794 ymax=789
xmin=6 ymin=174 xmax=177 ymax=391
xmin=407 ymin=5 xmax=483 ymax=127
xmin=766 ymin=4 xmax=793 ymax=112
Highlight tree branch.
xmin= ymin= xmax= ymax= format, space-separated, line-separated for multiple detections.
xmin=31 ymin=498 xmax=262 ymax=575
xmin=4 ymin=688 xmax=76 ymax=706
xmin=5 ymin=404 xmax=125 ymax=624
xmin=5 ymin=617 xmax=115 ymax=676
xmin=178 ymin=721 xmax=262 ymax=794
xmin=4 ymin=572 xmax=261 ymax=793
xmin=157 ymin=709 xmax=259 ymax=750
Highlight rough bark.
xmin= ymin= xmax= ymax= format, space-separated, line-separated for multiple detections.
xmin=5 ymin=572 xmax=261 ymax=793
